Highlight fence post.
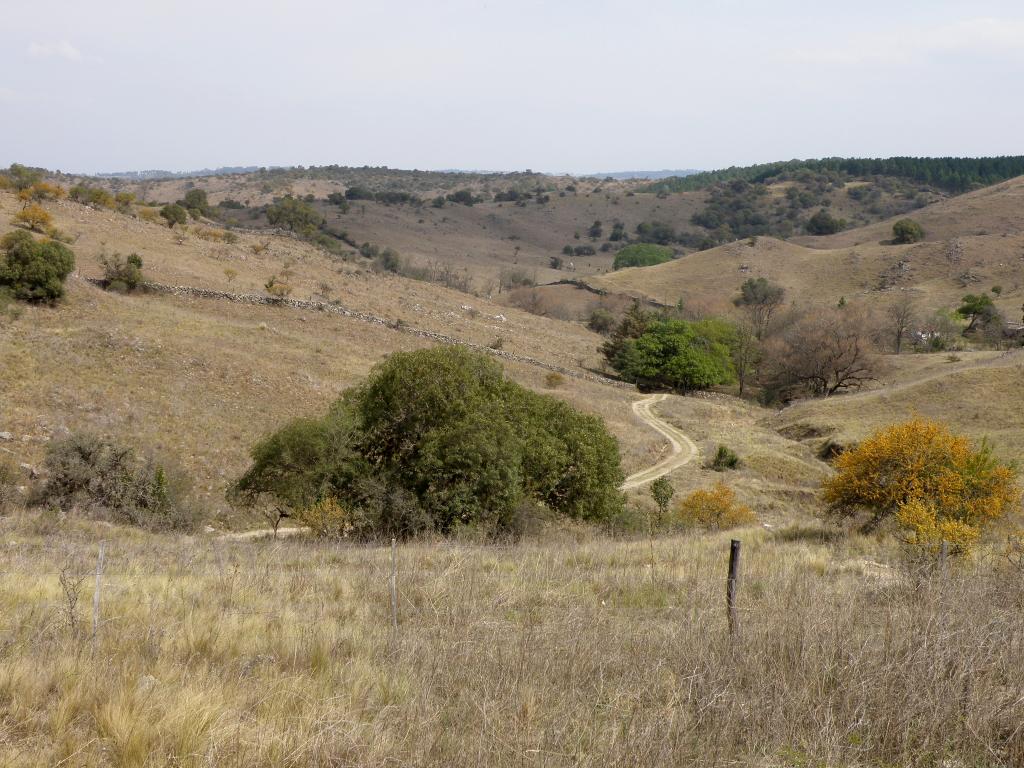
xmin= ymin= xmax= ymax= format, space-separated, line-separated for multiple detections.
xmin=389 ymin=537 xmax=399 ymax=641
xmin=727 ymin=539 xmax=741 ymax=637
xmin=939 ymin=539 xmax=949 ymax=579
xmin=92 ymin=541 xmax=106 ymax=648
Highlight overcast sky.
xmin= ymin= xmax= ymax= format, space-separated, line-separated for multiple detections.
xmin=2 ymin=0 xmax=1022 ymax=175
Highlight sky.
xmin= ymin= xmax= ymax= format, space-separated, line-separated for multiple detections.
xmin=1 ymin=0 xmax=1023 ymax=175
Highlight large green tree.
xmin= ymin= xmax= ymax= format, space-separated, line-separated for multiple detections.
xmin=611 ymin=318 xmax=736 ymax=392
xmin=231 ymin=347 xmax=624 ymax=537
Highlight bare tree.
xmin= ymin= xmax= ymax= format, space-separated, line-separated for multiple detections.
xmin=762 ymin=306 xmax=878 ymax=399
xmin=730 ymin=321 xmax=761 ymax=397
xmin=886 ymin=294 xmax=917 ymax=354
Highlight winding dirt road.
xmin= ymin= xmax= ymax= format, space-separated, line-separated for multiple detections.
xmin=620 ymin=393 xmax=699 ymax=490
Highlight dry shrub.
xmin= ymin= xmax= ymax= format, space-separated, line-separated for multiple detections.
xmin=544 ymin=371 xmax=566 ymax=389
xmin=138 ymin=207 xmax=161 ymax=224
xmin=676 ymin=481 xmax=755 ymax=529
xmin=14 ymin=204 xmax=52 ymax=232
xmin=195 ymin=227 xmax=226 ymax=242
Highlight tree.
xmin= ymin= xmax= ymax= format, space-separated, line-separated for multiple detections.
xmin=14 ymin=204 xmax=52 ymax=232
xmin=266 ymin=196 xmax=323 ymax=233
xmin=733 ymin=277 xmax=785 ymax=339
xmin=761 ymin=307 xmax=876 ymax=399
xmin=0 ymin=230 xmax=75 ymax=302
xmin=160 ymin=204 xmax=188 ymax=228
xmin=5 ymin=163 xmax=42 ymax=191
xmin=634 ymin=221 xmax=676 ymax=245
xmin=892 ymin=218 xmax=925 ymax=244
xmin=886 ymin=294 xmax=917 ymax=354
xmin=805 ymin=209 xmax=844 ymax=235
xmin=676 ymin=482 xmax=755 ymax=529
xmin=650 ymin=477 xmax=674 ymax=528
xmin=231 ymin=347 xmax=625 ymax=537
xmin=588 ymin=220 xmax=603 ymax=240
xmin=610 ymin=318 xmax=736 ymax=392
xmin=823 ymin=418 xmax=1020 ymax=552
xmin=730 ymin=321 xmax=761 ymax=396
xmin=956 ymin=293 xmax=997 ymax=333
xmin=179 ymin=189 xmax=211 ymax=218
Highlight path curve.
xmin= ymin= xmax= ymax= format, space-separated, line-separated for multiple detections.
xmin=620 ymin=393 xmax=699 ymax=490
xmin=222 ymin=393 xmax=697 ymax=538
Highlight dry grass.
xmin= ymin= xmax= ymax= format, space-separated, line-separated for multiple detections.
xmin=776 ymin=350 xmax=1024 ymax=460
xmin=1 ymin=512 xmax=1022 ymax=766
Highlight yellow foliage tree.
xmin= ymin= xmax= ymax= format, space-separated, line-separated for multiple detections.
xmin=823 ymin=418 xmax=1020 ymax=553
xmin=676 ymin=482 xmax=756 ymax=530
xmin=14 ymin=204 xmax=52 ymax=232
xmin=18 ymin=182 xmax=65 ymax=203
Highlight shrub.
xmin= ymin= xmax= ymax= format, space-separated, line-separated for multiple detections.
xmin=612 ymin=243 xmax=673 ymax=270
xmin=35 ymin=433 xmax=197 ymax=531
xmin=264 ymin=275 xmax=293 ymax=298
xmin=179 ymin=188 xmax=211 ymax=218
xmin=805 ymin=209 xmax=844 ymax=235
xmin=138 ymin=207 xmax=161 ymax=224
xmin=160 ymin=204 xmax=188 ymax=228
xmin=892 ymin=218 xmax=924 ymax=244
xmin=650 ymin=476 xmax=674 ymax=527
xmin=295 ymin=496 xmax=357 ymax=538
xmin=588 ymin=308 xmax=615 ymax=334
xmin=101 ymin=252 xmax=144 ymax=292
xmin=0 ymin=230 xmax=75 ymax=302
xmin=18 ymin=181 xmax=65 ymax=203
xmin=634 ymin=221 xmax=676 ymax=245
xmin=231 ymin=347 xmax=624 ymax=538
xmin=676 ymin=482 xmax=755 ymax=529
xmin=544 ymin=371 xmax=566 ymax=388
xmin=823 ymin=418 xmax=1020 ymax=553
xmin=709 ymin=444 xmax=740 ymax=471
xmin=69 ymin=185 xmax=115 ymax=209
xmin=14 ymin=204 xmax=52 ymax=232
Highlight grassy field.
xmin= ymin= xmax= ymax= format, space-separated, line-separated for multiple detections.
xmin=2 ymin=510 xmax=1023 ymax=767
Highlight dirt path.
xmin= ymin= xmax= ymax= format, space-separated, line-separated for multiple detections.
xmin=620 ymin=393 xmax=699 ymax=490
xmin=222 ymin=393 xmax=697 ymax=538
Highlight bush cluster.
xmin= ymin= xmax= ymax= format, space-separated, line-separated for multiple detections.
xmin=35 ymin=433 xmax=198 ymax=531
xmin=0 ymin=230 xmax=75 ymax=302
xmin=231 ymin=347 xmax=625 ymax=539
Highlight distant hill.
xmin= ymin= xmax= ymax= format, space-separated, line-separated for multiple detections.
xmin=583 ymin=170 xmax=702 ymax=181
xmin=94 ymin=166 xmax=263 ymax=180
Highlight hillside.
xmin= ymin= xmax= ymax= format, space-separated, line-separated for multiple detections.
xmin=590 ymin=177 xmax=1024 ymax=321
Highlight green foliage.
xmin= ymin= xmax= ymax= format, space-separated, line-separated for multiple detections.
xmin=159 ymin=204 xmax=188 ymax=228
xmin=805 ymin=208 xmax=844 ymax=235
xmin=0 ymin=230 xmax=75 ymax=302
xmin=608 ymin=317 xmax=736 ymax=392
xmin=446 ymin=189 xmax=479 ymax=206
xmin=956 ymin=293 xmax=998 ymax=332
xmin=643 ymin=156 xmax=1024 ymax=195
xmin=266 ymin=195 xmax=324 ymax=233
xmin=179 ymin=188 xmax=211 ymax=218
xmin=892 ymin=218 xmax=925 ymax=244
xmin=100 ymin=252 xmax=144 ymax=292
xmin=709 ymin=444 xmax=741 ymax=471
xmin=36 ymin=433 xmax=197 ymax=531
xmin=734 ymin=277 xmax=785 ymax=338
xmin=231 ymin=348 xmax=625 ymax=538
xmin=649 ymin=477 xmax=674 ymax=527
xmin=612 ymin=243 xmax=674 ymax=270
xmin=634 ymin=221 xmax=676 ymax=245
xmin=69 ymin=185 xmax=115 ymax=209
xmin=4 ymin=163 xmax=43 ymax=191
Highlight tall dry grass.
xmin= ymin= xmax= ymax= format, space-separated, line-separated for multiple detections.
xmin=1 ymin=512 xmax=1022 ymax=766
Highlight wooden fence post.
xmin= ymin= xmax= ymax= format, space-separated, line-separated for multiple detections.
xmin=389 ymin=537 xmax=399 ymax=641
xmin=939 ymin=539 xmax=949 ymax=579
xmin=92 ymin=541 xmax=106 ymax=648
xmin=727 ymin=539 xmax=741 ymax=637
